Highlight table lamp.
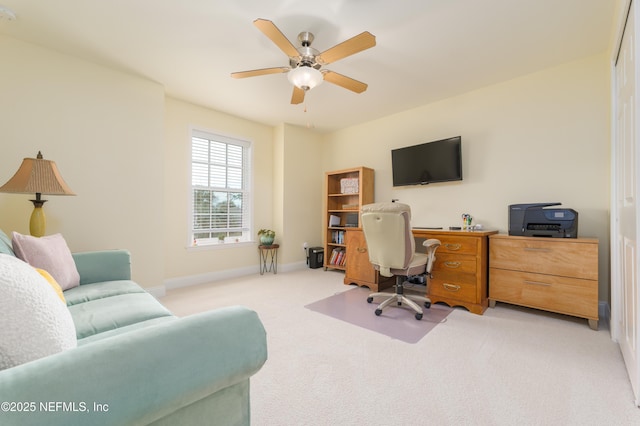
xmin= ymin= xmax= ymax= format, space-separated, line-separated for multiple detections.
xmin=0 ymin=151 xmax=76 ymax=237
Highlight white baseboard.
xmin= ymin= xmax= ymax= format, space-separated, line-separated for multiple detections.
xmin=599 ymin=300 xmax=611 ymax=330
xmin=164 ymin=265 xmax=258 ymax=290
xmin=146 ymin=285 xmax=166 ymax=298
xmin=151 ymin=279 xmax=612 ymax=324
xmin=153 ymin=260 xmax=310 ymax=297
xmin=278 ymin=261 xmax=308 ymax=273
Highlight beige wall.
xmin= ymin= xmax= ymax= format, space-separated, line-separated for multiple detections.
xmin=0 ymin=35 xmax=313 ymax=290
xmin=163 ymin=97 xmax=275 ymax=282
xmin=323 ymin=53 xmax=611 ymax=300
xmin=276 ymin=124 xmax=324 ymax=265
xmin=0 ymin=35 xmax=165 ymax=289
xmin=0 ymin=34 xmax=612 ymax=301
xmin=163 ymin=110 xmax=322 ymax=282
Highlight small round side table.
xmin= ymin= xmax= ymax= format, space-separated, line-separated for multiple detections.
xmin=258 ymin=244 xmax=279 ymax=275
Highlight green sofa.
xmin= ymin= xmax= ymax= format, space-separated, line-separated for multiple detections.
xmin=0 ymin=230 xmax=267 ymax=425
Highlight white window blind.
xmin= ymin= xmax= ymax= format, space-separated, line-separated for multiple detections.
xmin=191 ymin=130 xmax=252 ymax=246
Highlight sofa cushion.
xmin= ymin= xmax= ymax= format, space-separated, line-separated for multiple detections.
xmin=77 ymin=316 xmax=176 ymax=346
xmin=12 ymin=232 xmax=80 ymax=290
xmin=0 ymin=254 xmax=77 ymax=370
xmin=35 ymin=268 xmax=66 ymax=303
xmin=0 ymin=229 xmax=14 ymax=256
xmin=64 ymin=280 xmax=147 ymax=306
xmin=68 ymin=292 xmax=174 ymax=339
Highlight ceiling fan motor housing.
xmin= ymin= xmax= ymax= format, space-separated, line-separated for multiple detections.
xmin=289 ymin=32 xmax=321 ymax=69
xmin=298 ymin=31 xmax=314 ymax=46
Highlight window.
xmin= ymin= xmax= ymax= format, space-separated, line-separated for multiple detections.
xmin=190 ymin=130 xmax=252 ymax=247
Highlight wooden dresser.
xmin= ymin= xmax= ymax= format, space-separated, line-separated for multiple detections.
xmin=488 ymin=234 xmax=599 ymax=329
xmin=412 ymin=229 xmax=497 ymax=314
xmin=343 ymin=229 xmax=394 ymax=292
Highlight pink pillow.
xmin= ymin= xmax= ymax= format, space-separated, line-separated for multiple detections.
xmin=12 ymin=232 xmax=80 ymax=290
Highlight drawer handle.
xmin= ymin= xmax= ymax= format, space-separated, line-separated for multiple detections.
xmin=524 ymin=247 xmax=551 ymax=252
xmin=443 ymin=283 xmax=461 ymax=292
xmin=357 ymin=247 xmax=367 ymax=253
xmin=524 ymin=280 xmax=551 ymax=287
xmin=443 ymin=261 xmax=461 ymax=268
xmin=444 ymin=243 xmax=461 ymax=251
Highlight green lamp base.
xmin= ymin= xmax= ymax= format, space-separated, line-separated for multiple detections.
xmin=29 ymin=199 xmax=47 ymax=237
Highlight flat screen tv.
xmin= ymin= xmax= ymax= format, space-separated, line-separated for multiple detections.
xmin=391 ymin=136 xmax=462 ymax=186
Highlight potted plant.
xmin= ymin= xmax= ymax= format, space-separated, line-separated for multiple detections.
xmin=258 ymin=229 xmax=275 ymax=246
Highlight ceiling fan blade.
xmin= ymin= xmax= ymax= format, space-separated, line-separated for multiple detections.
xmin=323 ymin=71 xmax=368 ymax=93
xmin=231 ymin=67 xmax=289 ymax=79
xmin=254 ymin=18 xmax=300 ymax=58
xmin=318 ymin=31 xmax=376 ymax=65
xmin=291 ymin=86 xmax=305 ymax=104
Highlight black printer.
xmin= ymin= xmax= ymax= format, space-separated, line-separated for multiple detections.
xmin=508 ymin=203 xmax=578 ymax=238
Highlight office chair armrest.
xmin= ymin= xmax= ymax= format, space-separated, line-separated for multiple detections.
xmin=423 ymin=239 xmax=441 ymax=249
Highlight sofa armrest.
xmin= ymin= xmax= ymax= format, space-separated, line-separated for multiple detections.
xmin=72 ymin=250 xmax=132 ymax=284
xmin=0 ymin=305 xmax=267 ymax=426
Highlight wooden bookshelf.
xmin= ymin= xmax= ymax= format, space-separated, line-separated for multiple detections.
xmin=323 ymin=167 xmax=374 ymax=271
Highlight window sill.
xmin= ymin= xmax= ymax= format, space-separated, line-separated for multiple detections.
xmin=186 ymin=241 xmax=257 ymax=252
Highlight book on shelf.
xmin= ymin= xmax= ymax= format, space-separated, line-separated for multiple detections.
xmin=329 ymin=247 xmax=346 ymax=266
xmin=329 ymin=214 xmax=341 ymax=227
xmin=332 ymin=230 xmax=345 ymax=244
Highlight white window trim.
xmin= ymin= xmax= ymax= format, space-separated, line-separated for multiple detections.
xmin=187 ymin=127 xmax=254 ymax=250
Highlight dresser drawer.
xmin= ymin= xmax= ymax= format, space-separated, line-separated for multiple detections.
xmin=429 ymin=275 xmax=477 ymax=303
xmin=437 ymin=236 xmax=478 ymax=255
xmin=489 ymin=268 xmax=598 ymax=319
xmin=489 ymin=237 xmax=598 ymax=280
xmin=433 ymin=253 xmax=476 ymax=275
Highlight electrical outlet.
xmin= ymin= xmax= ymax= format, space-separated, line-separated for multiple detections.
xmin=303 ymin=242 xmax=308 ymax=251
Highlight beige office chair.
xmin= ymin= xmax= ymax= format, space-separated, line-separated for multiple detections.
xmin=361 ymin=202 xmax=440 ymax=320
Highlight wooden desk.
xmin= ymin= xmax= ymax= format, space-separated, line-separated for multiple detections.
xmin=343 ymin=229 xmax=394 ymax=292
xmin=412 ymin=229 xmax=497 ymax=314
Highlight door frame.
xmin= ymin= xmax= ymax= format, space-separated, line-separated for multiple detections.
xmin=611 ymin=0 xmax=640 ymax=406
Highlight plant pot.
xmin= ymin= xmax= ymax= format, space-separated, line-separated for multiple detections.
xmin=260 ymin=235 xmax=274 ymax=246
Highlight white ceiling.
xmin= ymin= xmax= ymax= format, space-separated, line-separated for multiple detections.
xmin=0 ymin=0 xmax=619 ymax=133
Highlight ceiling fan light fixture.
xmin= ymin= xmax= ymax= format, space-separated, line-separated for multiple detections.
xmin=287 ymin=66 xmax=323 ymax=91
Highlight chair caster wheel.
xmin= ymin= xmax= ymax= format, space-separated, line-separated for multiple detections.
xmin=424 ymin=302 xmax=431 ymax=309
xmin=375 ymin=309 xmax=382 ymax=316
xmin=415 ymin=313 xmax=423 ymax=320
xmin=367 ymin=297 xmax=373 ymax=303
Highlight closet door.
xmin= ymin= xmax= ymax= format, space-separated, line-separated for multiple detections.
xmin=613 ymin=0 xmax=640 ymax=406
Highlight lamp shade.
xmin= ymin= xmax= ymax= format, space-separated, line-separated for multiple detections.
xmin=287 ymin=66 xmax=324 ymax=91
xmin=0 ymin=153 xmax=75 ymax=196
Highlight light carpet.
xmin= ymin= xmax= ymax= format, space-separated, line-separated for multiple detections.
xmin=305 ymin=286 xmax=453 ymax=343
xmin=160 ymin=268 xmax=640 ymax=425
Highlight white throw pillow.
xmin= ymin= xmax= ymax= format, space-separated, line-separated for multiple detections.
xmin=12 ymin=232 xmax=80 ymax=290
xmin=0 ymin=254 xmax=77 ymax=370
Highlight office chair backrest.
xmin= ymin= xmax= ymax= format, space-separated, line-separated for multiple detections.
xmin=361 ymin=202 xmax=416 ymax=277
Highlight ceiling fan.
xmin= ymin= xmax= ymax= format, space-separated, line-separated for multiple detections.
xmin=231 ymin=19 xmax=376 ymax=104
